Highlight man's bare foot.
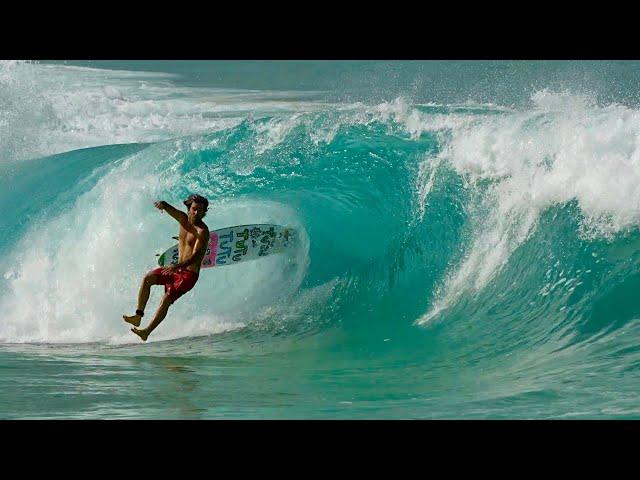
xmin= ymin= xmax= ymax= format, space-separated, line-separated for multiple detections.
xmin=123 ymin=314 xmax=142 ymax=327
xmin=131 ymin=327 xmax=149 ymax=341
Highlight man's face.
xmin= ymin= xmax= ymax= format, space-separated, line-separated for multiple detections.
xmin=188 ymin=202 xmax=206 ymax=222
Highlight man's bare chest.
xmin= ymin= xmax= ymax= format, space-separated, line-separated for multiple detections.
xmin=179 ymin=229 xmax=198 ymax=248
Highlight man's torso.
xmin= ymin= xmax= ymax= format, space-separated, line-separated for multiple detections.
xmin=178 ymin=222 xmax=209 ymax=274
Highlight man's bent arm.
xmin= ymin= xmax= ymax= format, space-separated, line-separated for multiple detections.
xmin=173 ymin=257 xmax=197 ymax=269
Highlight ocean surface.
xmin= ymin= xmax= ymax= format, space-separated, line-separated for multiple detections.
xmin=1 ymin=60 xmax=640 ymax=419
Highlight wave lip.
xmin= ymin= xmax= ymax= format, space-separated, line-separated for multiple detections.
xmin=416 ymin=90 xmax=640 ymax=324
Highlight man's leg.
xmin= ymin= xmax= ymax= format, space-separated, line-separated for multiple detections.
xmin=123 ymin=271 xmax=160 ymax=327
xmin=131 ymin=293 xmax=173 ymax=341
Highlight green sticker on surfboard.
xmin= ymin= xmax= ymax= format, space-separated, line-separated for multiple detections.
xmin=157 ymin=224 xmax=296 ymax=268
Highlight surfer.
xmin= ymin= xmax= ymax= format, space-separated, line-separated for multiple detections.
xmin=123 ymin=194 xmax=210 ymax=341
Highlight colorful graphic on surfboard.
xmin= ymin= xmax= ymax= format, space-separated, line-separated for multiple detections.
xmin=157 ymin=224 xmax=296 ymax=268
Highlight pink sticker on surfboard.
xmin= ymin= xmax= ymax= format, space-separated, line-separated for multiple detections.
xmin=201 ymin=232 xmax=219 ymax=267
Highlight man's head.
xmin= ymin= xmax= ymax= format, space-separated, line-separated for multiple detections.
xmin=184 ymin=194 xmax=209 ymax=223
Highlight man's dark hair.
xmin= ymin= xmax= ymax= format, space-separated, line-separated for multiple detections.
xmin=184 ymin=194 xmax=209 ymax=211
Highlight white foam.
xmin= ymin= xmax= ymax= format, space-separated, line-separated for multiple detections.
xmin=414 ymin=90 xmax=640 ymax=324
xmin=252 ymin=114 xmax=304 ymax=155
xmin=0 ymin=61 xmax=328 ymax=163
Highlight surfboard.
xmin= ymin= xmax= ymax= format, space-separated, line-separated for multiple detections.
xmin=157 ymin=224 xmax=296 ymax=269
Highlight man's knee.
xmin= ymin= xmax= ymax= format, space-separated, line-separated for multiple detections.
xmin=144 ymin=272 xmax=159 ymax=285
xmin=162 ymin=293 xmax=174 ymax=306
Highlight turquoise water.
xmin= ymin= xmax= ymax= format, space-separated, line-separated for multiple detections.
xmin=1 ymin=60 xmax=640 ymax=418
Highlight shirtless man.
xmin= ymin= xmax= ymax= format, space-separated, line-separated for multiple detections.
xmin=123 ymin=194 xmax=210 ymax=341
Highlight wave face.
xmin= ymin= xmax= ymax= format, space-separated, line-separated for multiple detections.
xmin=1 ymin=61 xmax=640 ymax=419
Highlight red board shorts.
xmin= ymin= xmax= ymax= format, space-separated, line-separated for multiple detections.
xmin=150 ymin=267 xmax=199 ymax=304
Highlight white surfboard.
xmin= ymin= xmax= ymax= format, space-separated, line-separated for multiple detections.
xmin=157 ymin=224 xmax=296 ymax=268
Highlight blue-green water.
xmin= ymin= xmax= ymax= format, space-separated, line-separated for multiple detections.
xmin=1 ymin=60 xmax=640 ymax=418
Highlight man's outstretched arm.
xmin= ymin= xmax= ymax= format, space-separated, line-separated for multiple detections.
xmin=154 ymin=201 xmax=195 ymax=233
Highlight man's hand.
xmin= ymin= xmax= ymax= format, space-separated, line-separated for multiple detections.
xmin=154 ymin=200 xmax=168 ymax=211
